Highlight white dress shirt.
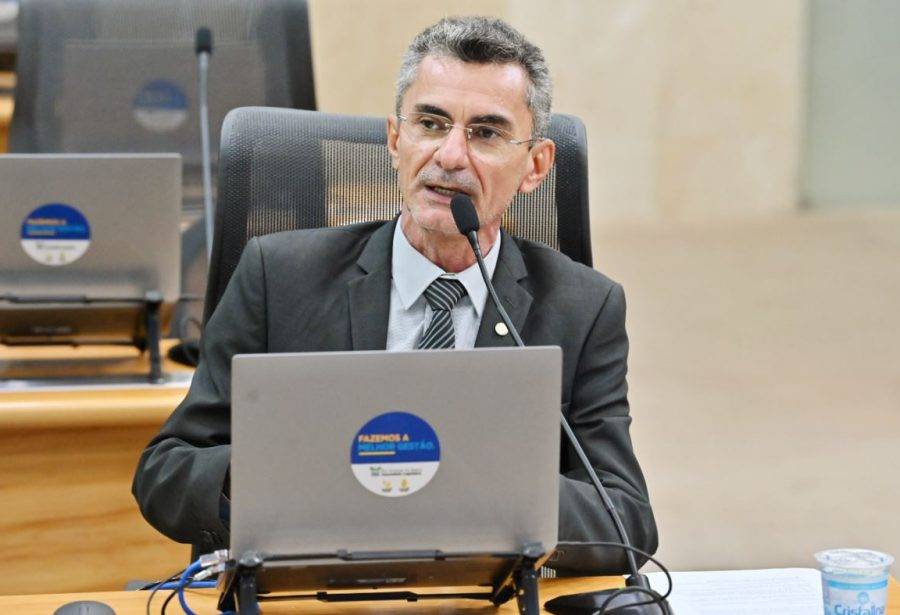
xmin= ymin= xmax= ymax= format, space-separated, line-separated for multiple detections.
xmin=386 ymin=217 xmax=500 ymax=351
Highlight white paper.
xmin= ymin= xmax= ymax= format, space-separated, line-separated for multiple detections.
xmin=645 ymin=567 xmax=823 ymax=615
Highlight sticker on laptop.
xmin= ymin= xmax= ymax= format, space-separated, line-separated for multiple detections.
xmin=350 ymin=411 xmax=440 ymax=498
xmin=20 ymin=203 xmax=92 ymax=266
xmin=133 ymin=79 xmax=188 ymax=132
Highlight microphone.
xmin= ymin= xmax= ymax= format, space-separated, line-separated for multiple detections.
xmin=195 ymin=26 xmax=213 ymax=55
xmin=195 ymin=26 xmax=215 ymax=260
xmin=450 ymin=195 xmax=523 ymax=347
xmin=450 ymin=194 xmax=671 ymax=615
xmin=449 ymin=194 xmax=479 ymax=235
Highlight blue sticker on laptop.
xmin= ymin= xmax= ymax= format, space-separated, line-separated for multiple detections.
xmin=133 ymin=79 xmax=188 ymax=132
xmin=351 ymin=411 xmax=440 ymax=497
xmin=20 ymin=203 xmax=91 ymax=266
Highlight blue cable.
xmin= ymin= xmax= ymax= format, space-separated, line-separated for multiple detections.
xmin=155 ymin=581 xmax=217 ymax=590
xmin=176 ymin=560 xmax=203 ymax=615
xmin=160 ymin=554 xmax=234 ymax=615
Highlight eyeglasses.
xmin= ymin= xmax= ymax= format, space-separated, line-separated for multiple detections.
xmin=397 ymin=112 xmax=538 ymax=159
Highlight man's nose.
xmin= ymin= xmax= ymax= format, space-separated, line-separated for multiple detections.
xmin=433 ymin=126 xmax=470 ymax=171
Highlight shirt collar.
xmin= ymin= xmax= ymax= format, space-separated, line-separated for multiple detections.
xmin=392 ymin=216 xmax=500 ymax=317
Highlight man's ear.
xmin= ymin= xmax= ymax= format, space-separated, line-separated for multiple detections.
xmin=517 ymin=138 xmax=556 ymax=194
xmin=386 ymin=116 xmax=400 ymax=170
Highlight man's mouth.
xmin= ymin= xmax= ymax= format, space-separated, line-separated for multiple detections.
xmin=425 ymin=184 xmax=471 ymax=198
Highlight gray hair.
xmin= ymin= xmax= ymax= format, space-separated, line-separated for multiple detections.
xmin=395 ymin=16 xmax=553 ymax=138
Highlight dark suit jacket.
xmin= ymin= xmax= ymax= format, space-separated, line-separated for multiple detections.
xmin=133 ymin=219 xmax=658 ymax=574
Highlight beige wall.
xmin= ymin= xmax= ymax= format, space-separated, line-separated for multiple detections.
xmin=596 ymin=210 xmax=900 ymax=571
xmin=309 ymin=0 xmax=505 ymax=118
xmin=309 ymin=0 xmax=806 ymax=229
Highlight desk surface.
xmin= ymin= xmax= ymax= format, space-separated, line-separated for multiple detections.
xmin=0 ymin=341 xmax=192 ymax=429
xmin=1 ymin=576 xmax=898 ymax=614
xmin=0 ymin=339 xmax=192 ymax=379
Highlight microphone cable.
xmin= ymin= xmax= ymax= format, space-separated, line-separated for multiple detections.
xmin=555 ymin=541 xmax=673 ymax=614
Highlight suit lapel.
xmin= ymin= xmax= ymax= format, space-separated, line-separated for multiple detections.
xmin=346 ymin=223 xmax=533 ymax=350
xmin=347 ymin=220 xmax=395 ymax=350
xmin=475 ymin=230 xmax=533 ymax=348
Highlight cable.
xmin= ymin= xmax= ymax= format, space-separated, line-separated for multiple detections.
xmin=144 ymin=576 xmax=215 ymax=615
xmin=145 ymin=575 xmax=216 ymax=615
xmin=156 ymin=581 xmax=217 ymax=590
xmin=160 ymin=588 xmax=178 ymax=615
xmin=146 ymin=568 xmax=187 ymax=615
xmin=176 ymin=560 xmax=203 ymax=615
xmin=147 ymin=552 xmax=229 ymax=614
xmin=555 ymin=541 xmax=673 ymax=615
xmin=159 ymin=583 xmax=219 ymax=615
xmin=161 ymin=588 xmax=235 ymax=615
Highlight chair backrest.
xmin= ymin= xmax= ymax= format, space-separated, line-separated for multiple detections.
xmin=205 ymin=107 xmax=592 ymax=323
xmin=9 ymin=0 xmax=315 ymax=208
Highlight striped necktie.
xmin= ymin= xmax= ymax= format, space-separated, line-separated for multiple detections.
xmin=417 ymin=278 xmax=468 ymax=350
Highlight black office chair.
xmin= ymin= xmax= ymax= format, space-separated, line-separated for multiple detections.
xmin=9 ymin=0 xmax=317 ymax=345
xmin=205 ymin=107 xmax=592 ymax=323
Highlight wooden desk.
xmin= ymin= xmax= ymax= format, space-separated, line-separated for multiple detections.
xmin=0 ymin=343 xmax=192 ymax=594
xmin=0 ymin=577 xmax=897 ymax=613
xmin=0 ymin=340 xmax=193 ymax=382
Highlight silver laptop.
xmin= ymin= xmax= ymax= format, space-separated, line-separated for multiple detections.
xmin=229 ymin=347 xmax=562 ymax=592
xmin=0 ymin=154 xmax=181 ymax=343
xmin=59 ymin=42 xmax=268 ymax=163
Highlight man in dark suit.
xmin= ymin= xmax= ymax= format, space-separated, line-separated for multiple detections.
xmin=133 ymin=16 xmax=657 ymax=574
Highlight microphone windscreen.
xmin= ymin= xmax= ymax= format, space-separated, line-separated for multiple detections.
xmin=196 ymin=27 xmax=213 ymax=54
xmin=451 ymin=193 xmax=480 ymax=235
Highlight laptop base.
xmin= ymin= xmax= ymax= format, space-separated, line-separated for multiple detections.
xmin=217 ymin=543 xmax=547 ymax=615
xmin=1 ymin=290 xmax=167 ymax=383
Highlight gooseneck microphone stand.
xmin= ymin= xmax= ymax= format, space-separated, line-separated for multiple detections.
xmin=167 ymin=27 xmax=216 ymax=369
xmin=450 ymin=194 xmax=672 ymax=615
xmin=196 ymin=26 xmax=215 ymax=260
